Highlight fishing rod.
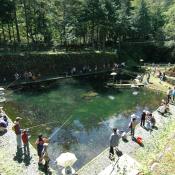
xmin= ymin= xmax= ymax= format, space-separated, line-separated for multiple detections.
xmin=27 ymin=114 xmax=73 ymax=130
xmin=48 ymin=114 xmax=75 ymax=140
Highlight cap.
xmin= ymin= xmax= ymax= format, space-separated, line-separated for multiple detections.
xmin=43 ymin=143 xmax=49 ymax=147
xmin=131 ymin=114 xmax=136 ymax=118
xmin=146 ymin=111 xmax=150 ymax=115
xmin=22 ymin=129 xmax=27 ymax=133
xmin=15 ymin=117 xmax=22 ymax=121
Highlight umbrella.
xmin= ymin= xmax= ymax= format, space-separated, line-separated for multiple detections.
xmin=110 ymin=72 xmax=117 ymax=76
xmin=0 ymin=97 xmax=6 ymax=103
xmin=0 ymin=92 xmax=5 ymax=96
xmin=56 ymin=152 xmax=77 ymax=167
xmin=0 ymin=88 xmax=5 ymax=91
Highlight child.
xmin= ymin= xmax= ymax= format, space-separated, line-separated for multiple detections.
xmin=22 ymin=129 xmax=30 ymax=156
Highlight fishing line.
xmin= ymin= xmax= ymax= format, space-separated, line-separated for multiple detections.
xmin=5 ymin=78 xmax=21 ymax=89
xmin=48 ymin=115 xmax=73 ymax=140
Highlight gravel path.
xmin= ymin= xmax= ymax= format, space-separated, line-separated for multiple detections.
xmin=0 ymin=117 xmax=54 ymax=175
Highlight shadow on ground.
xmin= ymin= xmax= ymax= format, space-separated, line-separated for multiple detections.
xmin=13 ymin=148 xmax=32 ymax=165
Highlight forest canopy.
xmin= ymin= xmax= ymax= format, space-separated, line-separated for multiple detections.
xmin=0 ymin=0 xmax=175 ymax=49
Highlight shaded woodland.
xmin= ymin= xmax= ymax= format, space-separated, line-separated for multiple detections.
xmin=1 ymin=0 xmax=175 ymax=50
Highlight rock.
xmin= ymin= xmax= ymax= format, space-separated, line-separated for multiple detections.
xmin=150 ymin=163 xmax=159 ymax=172
xmin=81 ymin=91 xmax=98 ymax=99
xmin=156 ymin=152 xmax=164 ymax=160
xmin=165 ymin=146 xmax=171 ymax=152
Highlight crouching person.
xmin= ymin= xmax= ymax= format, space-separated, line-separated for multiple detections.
xmin=42 ymin=143 xmax=50 ymax=173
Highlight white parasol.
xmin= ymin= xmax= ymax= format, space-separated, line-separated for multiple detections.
xmin=110 ymin=72 xmax=117 ymax=76
xmin=0 ymin=97 xmax=6 ymax=103
xmin=0 ymin=92 xmax=5 ymax=96
xmin=56 ymin=152 xmax=77 ymax=167
xmin=0 ymin=88 xmax=5 ymax=91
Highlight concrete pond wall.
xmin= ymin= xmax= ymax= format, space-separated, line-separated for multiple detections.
xmin=0 ymin=52 xmax=117 ymax=81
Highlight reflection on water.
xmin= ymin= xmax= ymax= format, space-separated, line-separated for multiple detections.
xmin=5 ymin=78 xmax=164 ymax=172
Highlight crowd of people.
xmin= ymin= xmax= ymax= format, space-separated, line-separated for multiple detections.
xmin=12 ymin=62 xmax=126 ymax=82
xmin=14 ymin=71 xmax=41 ymax=81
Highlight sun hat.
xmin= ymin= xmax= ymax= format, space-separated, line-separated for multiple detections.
xmin=15 ymin=117 xmax=22 ymax=121
xmin=43 ymin=143 xmax=49 ymax=147
xmin=131 ymin=114 xmax=136 ymax=118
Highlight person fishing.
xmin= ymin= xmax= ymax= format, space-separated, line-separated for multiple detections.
xmin=109 ymin=128 xmax=120 ymax=160
xmin=42 ymin=143 xmax=50 ymax=173
xmin=35 ymin=134 xmax=45 ymax=165
xmin=13 ymin=117 xmax=22 ymax=150
xmin=140 ymin=110 xmax=146 ymax=127
xmin=129 ymin=117 xmax=137 ymax=139
xmin=22 ymin=129 xmax=30 ymax=156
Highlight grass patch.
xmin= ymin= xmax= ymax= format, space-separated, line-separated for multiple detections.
xmin=135 ymin=117 xmax=175 ymax=175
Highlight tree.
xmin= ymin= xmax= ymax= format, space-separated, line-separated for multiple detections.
xmin=163 ymin=2 xmax=175 ymax=40
xmin=133 ymin=0 xmax=152 ymax=39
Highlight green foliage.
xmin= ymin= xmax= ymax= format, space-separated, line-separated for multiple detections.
xmin=0 ymin=0 xmax=175 ymax=48
xmin=163 ymin=1 xmax=175 ymax=40
xmin=134 ymin=0 xmax=151 ymax=38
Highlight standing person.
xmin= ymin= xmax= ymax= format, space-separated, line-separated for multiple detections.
xmin=109 ymin=128 xmax=120 ymax=160
xmin=172 ymin=87 xmax=175 ymax=103
xmin=129 ymin=118 xmax=137 ymax=139
xmin=140 ymin=111 xmax=146 ymax=127
xmin=42 ymin=143 xmax=50 ymax=173
xmin=147 ymin=72 xmax=151 ymax=84
xmin=145 ymin=111 xmax=152 ymax=130
xmin=150 ymin=113 xmax=156 ymax=128
xmin=35 ymin=134 xmax=44 ymax=165
xmin=167 ymin=87 xmax=172 ymax=104
xmin=0 ymin=107 xmax=6 ymax=117
xmin=13 ymin=117 xmax=22 ymax=150
xmin=22 ymin=129 xmax=30 ymax=156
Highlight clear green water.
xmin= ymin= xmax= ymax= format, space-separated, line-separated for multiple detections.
xmin=5 ymin=78 xmax=164 ymax=171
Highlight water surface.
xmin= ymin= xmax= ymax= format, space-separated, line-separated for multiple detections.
xmin=5 ymin=79 xmax=164 ymax=171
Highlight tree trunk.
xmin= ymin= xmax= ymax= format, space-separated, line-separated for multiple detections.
xmin=23 ymin=0 xmax=29 ymax=44
xmin=14 ymin=0 xmax=21 ymax=43
xmin=1 ymin=23 xmax=6 ymax=42
xmin=12 ymin=23 xmax=16 ymax=43
xmin=8 ymin=23 xmax=12 ymax=43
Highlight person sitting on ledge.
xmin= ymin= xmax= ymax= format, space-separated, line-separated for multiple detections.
xmin=0 ymin=107 xmax=8 ymax=131
xmin=157 ymin=99 xmax=169 ymax=115
xmin=0 ymin=115 xmax=8 ymax=132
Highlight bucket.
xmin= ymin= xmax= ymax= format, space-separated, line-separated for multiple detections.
xmin=137 ymin=137 xmax=142 ymax=144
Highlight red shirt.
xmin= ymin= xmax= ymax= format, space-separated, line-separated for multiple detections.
xmin=22 ymin=132 xmax=28 ymax=144
xmin=13 ymin=122 xmax=21 ymax=135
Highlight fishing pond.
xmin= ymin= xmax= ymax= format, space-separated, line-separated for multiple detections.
xmin=4 ymin=78 xmax=164 ymax=172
